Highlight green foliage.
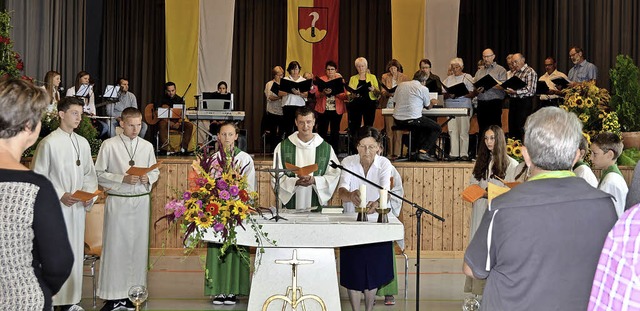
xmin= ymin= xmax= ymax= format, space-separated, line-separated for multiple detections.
xmin=618 ymin=148 xmax=640 ymax=166
xmin=0 ymin=10 xmax=24 ymax=79
xmin=610 ymin=55 xmax=640 ymax=132
xmin=23 ymin=113 xmax=103 ymax=157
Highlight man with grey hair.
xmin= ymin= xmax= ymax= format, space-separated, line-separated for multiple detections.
xmin=472 ymin=48 xmax=507 ymax=136
xmin=503 ymin=53 xmax=537 ymax=141
xmin=463 ymin=107 xmax=617 ymax=310
xmin=393 ymin=70 xmax=442 ymax=161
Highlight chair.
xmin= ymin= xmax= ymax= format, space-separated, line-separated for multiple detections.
xmin=84 ymin=203 xmax=104 ymax=308
xmin=391 ymin=123 xmax=413 ymax=161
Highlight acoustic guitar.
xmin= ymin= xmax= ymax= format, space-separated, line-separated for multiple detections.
xmin=144 ymin=103 xmax=183 ymax=125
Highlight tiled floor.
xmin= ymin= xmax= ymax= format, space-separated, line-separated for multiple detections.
xmin=79 ymin=256 xmax=469 ymax=310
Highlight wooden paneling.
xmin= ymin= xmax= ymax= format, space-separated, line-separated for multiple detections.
xmin=21 ymin=156 xmax=634 ymax=258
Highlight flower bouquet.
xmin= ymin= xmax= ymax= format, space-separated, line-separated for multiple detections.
xmin=506 ymin=138 xmax=524 ymax=162
xmin=560 ymin=81 xmax=620 ymax=138
xmin=160 ymin=146 xmax=275 ymax=263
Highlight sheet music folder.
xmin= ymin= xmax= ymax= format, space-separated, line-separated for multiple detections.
xmin=443 ymin=83 xmax=470 ymax=98
xmin=536 ymin=81 xmax=550 ymax=95
xmin=279 ymin=79 xmax=312 ymax=93
xmin=473 ymin=74 xmax=500 ymax=90
xmin=501 ymin=76 xmax=527 ymax=90
xmin=314 ymin=78 xmax=345 ymax=96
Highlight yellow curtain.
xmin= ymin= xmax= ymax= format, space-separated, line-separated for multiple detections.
xmin=165 ymin=0 xmax=199 ymax=108
xmin=391 ymin=0 xmax=425 ymax=72
xmin=286 ymin=0 xmax=314 ymax=75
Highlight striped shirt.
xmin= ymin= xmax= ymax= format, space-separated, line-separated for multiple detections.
xmin=589 ymin=204 xmax=640 ymax=311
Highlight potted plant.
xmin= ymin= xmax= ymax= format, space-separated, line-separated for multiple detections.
xmin=610 ymin=54 xmax=640 ymax=149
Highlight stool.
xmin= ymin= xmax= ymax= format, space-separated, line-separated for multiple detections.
xmin=391 ymin=124 xmax=413 ymax=161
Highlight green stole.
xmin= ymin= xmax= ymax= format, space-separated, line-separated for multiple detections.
xmin=572 ymin=160 xmax=587 ymax=170
xmin=598 ymin=164 xmax=623 ymax=187
xmin=280 ymin=137 xmax=331 ymax=209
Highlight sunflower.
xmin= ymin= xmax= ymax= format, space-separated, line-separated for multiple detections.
xmin=582 ymin=132 xmax=591 ymax=144
xmin=506 ymin=145 xmax=513 ymax=155
xmin=560 ymin=105 xmax=569 ymax=111
xmin=585 ymin=97 xmax=594 ymax=108
xmin=579 ymin=113 xmax=589 ymax=123
xmin=195 ymin=212 xmax=214 ymax=228
xmin=513 ymin=146 xmax=523 ymax=157
xmin=575 ymin=97 xmax=584 ymax=108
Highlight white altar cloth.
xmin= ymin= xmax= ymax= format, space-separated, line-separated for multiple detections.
xmin=202 ymin=212 xmax=404 ymax=311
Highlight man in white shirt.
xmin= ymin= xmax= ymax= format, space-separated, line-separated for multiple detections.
xmin=538 ymin=57 xmax=568 ymax=108
xmin=392 ymin=71 xmax=441 ymax=161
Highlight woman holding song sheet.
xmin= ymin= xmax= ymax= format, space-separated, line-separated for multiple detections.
xmin=314 ymin=60 xmax=347 ymax=152
xmin=442 ymin=58 xmax=474 ymax=161
xmin=379 ymin=59 xmax=409 ymax=109
xmin=347 ymin=57 xmax=380 ymax=152
xmin=279 ymin=61 xmax=308 ymax=137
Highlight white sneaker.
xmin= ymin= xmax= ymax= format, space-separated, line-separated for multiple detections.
xmin=68 ymin=305 xmax=85 ymax=311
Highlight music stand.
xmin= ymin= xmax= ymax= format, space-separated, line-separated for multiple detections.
xmin=157 ymin=107 xmax=174 ymax=150
xmin=259 ymin=153 xmax=292 ymax=222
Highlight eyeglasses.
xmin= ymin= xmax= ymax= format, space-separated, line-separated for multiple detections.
xmin=357 ymin=144 xmax=379 ymax=151
xmin=326 ymin=68 xmax=336 ymax=71
xmin=569 ymin=52 xmax=578 ymax=57
xmin=482 ymin=54 xmax=494 ymax=58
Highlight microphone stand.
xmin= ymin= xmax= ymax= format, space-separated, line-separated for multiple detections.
xmin=329 ymin=160 xmax=444 ymax=311
xmin=179 ymin=83 xmax=192 ymax=154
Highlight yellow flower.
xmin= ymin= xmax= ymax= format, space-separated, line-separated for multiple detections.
xmin=576 ymin=97 xmax=584 ymax=108
xmin=598 ymin=113 xmax=605 ymax=119
xmin=195 ymin=212 xmax=214 ymax=228
xmin=506 ymin=145 xmax=513 ymax=155
xmin=582 ymin=132 xmax=591 ymax=144
xmin=579 ymin=113 xmax=589 ymax=123
xmin=560 ymin=105 xmax=569 ymax=111
xmin=585 ymin=98 xmax=594 ymax=108
xmin=513 ymin=146 xmax=522 ymax=157
xmin=569 ymin=100 xmax=577 ymax=108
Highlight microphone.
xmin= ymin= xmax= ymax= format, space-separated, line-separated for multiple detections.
xmin=329 ymin=160 xmax=340 ymax=169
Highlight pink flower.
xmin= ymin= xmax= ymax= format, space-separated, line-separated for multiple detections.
xmin=217 ymin=179 xmax=228 ymax=190
xmin=219 ymin=190 xmax=230 ymax=200
xmin=213 ymin=222 xmax=224 ymax=232
xmin=229 ymin=185 xmax=239 ymax=196
xmin=182 ymin=192 xmax=191 ymax=200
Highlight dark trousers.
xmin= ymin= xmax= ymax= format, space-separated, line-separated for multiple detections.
xmin=476 ymin=98 xmax=503 ymax=135
xmin=394 ymin=116 xmax=442 ymax=153
xmin=537 ymin=98 xmax=563 ymax=111
xmin=508 ymin=96 xmax=533 ymax=141
xmin=265 ymin=112 xmax=284 ymax=150
xmin=347 ymin=98 xmax=376 ymax=136
xmin=282 ymin=106 xmax=301 ymax=137
xmin=317 ymin=110 xmax=343 ymax=152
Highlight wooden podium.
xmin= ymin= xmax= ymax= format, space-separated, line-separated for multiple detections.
xmin=202 ymin=212 xmax=404 ymax=311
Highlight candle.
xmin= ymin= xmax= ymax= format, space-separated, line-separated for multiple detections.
xmin=379 ymin=189 xmax=388 ymax=210
xmin=359 ymin=184 xmax=367 ymax=208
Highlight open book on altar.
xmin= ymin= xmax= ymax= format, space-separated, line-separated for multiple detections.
xmin=126 ymin=161 xmax=162 ymax=176
xmin=71 ymin=189 xmax=103 ymax=201
xmin=285 ymin=162 xmax=318 ymax=176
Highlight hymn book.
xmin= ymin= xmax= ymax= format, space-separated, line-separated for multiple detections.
xmin=314 ymin=78 xmax=346 ymax=96
xmin=284 ymin=163 xmax=318 ymax=176
xmin=536 ymin=80 xmax=550 ymax=95
xmin=443 ymin=83 xmax=471 ymax=98
xmin=551 ymin=77 xmax=571 ymax=88
xmin=126 ymin=162 xmax=162 ymax=176
xmin=473 ymin=74 xmax=500 ymax=90
xmin=500 ymin=76 xmax=527 ymax=90
xmin=279 ymin=79 xmax=313 ymax=94
xmin=380 ymin=84 xmax=398 ymax=94
xmin=71 ymin=189 xmax=103 ymax=201
xmin=345 ymin=82 xmax=372 ymax=97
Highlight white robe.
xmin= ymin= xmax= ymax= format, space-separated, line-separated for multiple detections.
xmin=214 ymin=150 xmax=255 ymax=192
xmin=94 ymin=135 xmax=159 ymax=300
xmin=272 ymin=132 xmax=340 ymax=209
xmin=574 ymin=164 xmax=598 ymax=188
xmin=599 ymin=173 xmax=628 ymax=218
xmin=30 ymin=128 xmax=98 ymax=306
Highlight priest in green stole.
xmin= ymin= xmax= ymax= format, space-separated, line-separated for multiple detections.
xmin=272 ymin=108 xmax=340 ymax=209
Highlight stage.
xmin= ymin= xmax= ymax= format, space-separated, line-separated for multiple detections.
xmin=148 ymin=155 xmax=636 ymax=258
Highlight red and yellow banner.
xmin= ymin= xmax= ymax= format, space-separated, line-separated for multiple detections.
xmin=286 ymin=0 xmax=340 ymax=77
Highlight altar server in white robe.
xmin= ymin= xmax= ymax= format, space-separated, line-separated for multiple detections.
xmin=272 ymin=107 xmax=340 ymax=209
xmin=31 ymin=97 xmax=98 ymax=310
xmin=94 ymin=108 xmax=159 ymax=310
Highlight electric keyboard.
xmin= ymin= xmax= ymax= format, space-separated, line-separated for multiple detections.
xmin=185 ymin=110 xmax=246 ymax=121
xmin=381 ymin=107 xmax=470 ymax=117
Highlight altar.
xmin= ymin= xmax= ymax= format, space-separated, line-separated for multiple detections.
xmin=202 ymin=211 xmax=405 ymax=311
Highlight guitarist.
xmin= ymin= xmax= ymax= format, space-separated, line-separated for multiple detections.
xmin=155 ymin=82 xmax=194 ymax=155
